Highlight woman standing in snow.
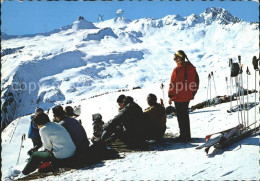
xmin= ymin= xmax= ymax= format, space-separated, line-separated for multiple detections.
xmin=168 ymin=50 xmax=199 ymax=142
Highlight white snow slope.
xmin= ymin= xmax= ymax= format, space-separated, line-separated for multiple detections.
xmin=1 ymin=7 xmax=259 ymax=180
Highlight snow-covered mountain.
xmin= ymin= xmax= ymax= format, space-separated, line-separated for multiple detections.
xmin=1 ymin=7 xmax=259 ymax=180
xmin=1 ymin=7 xmax=258 ymax=129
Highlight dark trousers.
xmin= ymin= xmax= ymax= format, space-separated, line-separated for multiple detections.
xmin=31 ymin=137 xmax=43 ymax=150
xmin=22 ymin=151 xmax=54 ymax=175
xmin=146 ymin=125 xmax=166 ymax=140
xmin=113 ymin=128 xmax=145 ymax=147
xmin=174 ymin=101 xmax=191 ymax=140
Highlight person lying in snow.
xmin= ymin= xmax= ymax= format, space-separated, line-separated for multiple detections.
xmin=143 ymin=93 xmax=167 ymax=141
xmin=18 ymin=112 xmax=76 ymax=178
xmin=101 ymin=96 xmax=147 ymax=147
xmin=52 ymin=105 xmax=89 ymax=156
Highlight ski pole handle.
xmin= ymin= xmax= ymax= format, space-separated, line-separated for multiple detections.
xmin=17 ymin=134 xmax=26 ymax=165
xmin=246 ymin=66 xmax=251 ymax=75
xmin=252 ymin=56 xmax=259 ymax=70
xmin=22 ymin=134 xmax=26 ymax=148
xmin=238 ymin=55 xmax=241 ymax=63
xmin=229 ymin=58 xmax=233 ymax=67
xmin=160 ymin=83 xmax=164 ymax=90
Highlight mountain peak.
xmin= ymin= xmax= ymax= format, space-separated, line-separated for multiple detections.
xmin=201 ymin=7 xmax=242 ymax=25
xmin=114 ymin=16 xmax=132 ymax=24
xmin=72 ymin=16 xmax=98 ymax=30
xmin=78 ymin=16 xmax=85 ymax=20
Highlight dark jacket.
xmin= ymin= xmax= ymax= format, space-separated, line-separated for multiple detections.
xmin=104 ymin=102 xmax=146 ymax=139
xmin=144 ymin=103 xmax=166 ymax=139
xmin=28 ymin=115 xmax=40 ymax=138
xmin=59 ymin=117 xmax=89 ymax=154
xmin=93 ymin=119 xmax=104 ymax=138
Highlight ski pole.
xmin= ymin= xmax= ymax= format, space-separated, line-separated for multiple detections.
xmin=236 ymin=58 xmax=243 ymax=126
xmin=206 ymin=74 xmax=209 ymax=107
xmin=252 ymin=56 xmax=259 ymax=131
xmin=160 ymin=83 xmax=166 ymax=106
xmin=9 ymin=118 xmax=20 ymax=143
xmin=238 ymin=76 xmax=244 ymax=126
xmin=238 ymin=56 xmax=246 ymax=127
xmin=229 ymin=59 xmax=233 ymax=111
xmin=211 ymin=71 xmax=217 ymax=98
xmin=17 ymin=134 xmax=26 ymax=165
xmin=246 ymin=66 xmax=251 ymax=128
xmin=207 ymin=74 xmax=210 ymax=107
xmin=235 ymin=77 xmax=241 ymax=125
xmin=209 ymin=73 xmax=212 ymax=107
xmin=225 ymin=77 xmax=228 ymax=96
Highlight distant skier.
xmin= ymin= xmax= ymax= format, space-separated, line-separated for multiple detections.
xmin=144 ymin=93 xmax=167 ymax=141
xmin=168 ymin=50 xmax=199 ymax=142
xmin=52 ymin=105 xmax=90 ymax=155
xmin=101 ymin=96 xmax=146 ymax=147
xmin=27 ymin=107 xmax=44 ymax=156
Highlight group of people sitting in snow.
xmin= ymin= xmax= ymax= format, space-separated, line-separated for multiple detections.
xmin=19 ymin=93 xmax=167 ymax=178
xmin=17 ymin=50 xmax=199 ymax=178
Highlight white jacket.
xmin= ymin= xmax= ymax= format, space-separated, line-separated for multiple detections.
xmin=39 ymin=122 xmax=76 ymax=159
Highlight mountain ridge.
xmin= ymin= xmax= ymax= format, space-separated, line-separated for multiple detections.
xmin=1 ymin=7 xmax=251 ymax=39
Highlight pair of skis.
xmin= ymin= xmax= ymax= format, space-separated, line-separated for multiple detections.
xmin=196 ymin=124 xmax=243 ymax=154
xmin=196 ymin=122 xmax=259 ymax=154
xmin=227 ymin=102 xmax=259 ymax=113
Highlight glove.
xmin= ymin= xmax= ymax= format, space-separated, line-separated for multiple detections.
xmin=168 ymin=98 xmax=172 ymax=105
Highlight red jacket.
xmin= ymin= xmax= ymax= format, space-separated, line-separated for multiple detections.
xmin=168 ymin=61 xmax=199 ymax=102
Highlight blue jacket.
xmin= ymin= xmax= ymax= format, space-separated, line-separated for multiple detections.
xmin=28 ymin=115 xmax=40 ymax=138
xmin=59 ymin=117 xmax=89 ymax=154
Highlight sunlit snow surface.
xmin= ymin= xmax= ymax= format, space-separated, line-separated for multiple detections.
xmin=1 ymin=8 xmax=259 ymax=180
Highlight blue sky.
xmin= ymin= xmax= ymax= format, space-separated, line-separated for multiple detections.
xmin=1 ymin=0 xmax=259 ymax=35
